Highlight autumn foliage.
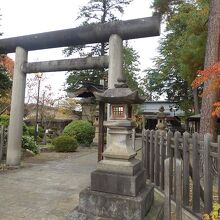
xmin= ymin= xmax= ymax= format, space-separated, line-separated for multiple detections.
xmin=192 ymin=61 xmax=220 ymax=116
xmin=0 ymin=55 xmax=14 ymax=115
xmin=0 ymin=55 xmax=14 ymax=75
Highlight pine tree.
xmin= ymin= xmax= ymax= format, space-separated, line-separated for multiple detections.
xmin=64 ymin=0 xmax=142 ymax=93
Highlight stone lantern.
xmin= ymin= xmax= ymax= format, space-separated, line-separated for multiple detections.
xmin=85 ymin=78 xmax=154 ymax=219
xmin=156 ymin=106 xmax=166 ymax=130
xmin=94 ymin=79 xmax=144 ymax=161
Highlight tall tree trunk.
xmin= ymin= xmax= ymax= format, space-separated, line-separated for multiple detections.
xmin=200 ymin=0 xmax=220 ymax=138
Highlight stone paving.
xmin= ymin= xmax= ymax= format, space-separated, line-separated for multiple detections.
xmin=0 ymin=148 xmax=97 ymax=220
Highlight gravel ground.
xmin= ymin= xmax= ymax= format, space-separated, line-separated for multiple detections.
xmin=0 ymin=147 xmax=97 ymax=220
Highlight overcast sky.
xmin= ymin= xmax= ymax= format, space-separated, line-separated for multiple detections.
xmin=0 ymin=0 xmax=160 ymax=98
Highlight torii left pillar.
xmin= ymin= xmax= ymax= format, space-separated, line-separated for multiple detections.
xmin=7 ymin=47 xmax=27 ymax=166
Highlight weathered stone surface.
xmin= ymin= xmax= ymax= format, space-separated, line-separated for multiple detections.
xmin=0 ymin=16 xmax=160 ymax=53
xmin=6 ymin=47 xmax=27 ymax=166
xmin=24 ymin=56 xmax=109 ymax=73
xmin=91 ymin=169 xmax=146 ymax=196
xmin=97 ymin=158 xmax=142 ymax=175
xmin=66 ymin=207 xmax=110 ymax=220
xmin=108 ymin=35 xmax=123 ymax=89
xmin=66 ymin=185 xmax=154 ymax=220
xmin=103 ymin=126 xmax=137 ymax=160
xmin=95 ymin=87 xmax=145 ymax=104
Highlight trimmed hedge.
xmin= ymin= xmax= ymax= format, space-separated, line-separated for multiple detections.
xmin=52 ymin=135 xmax=78 ymax=152
xmin=63 ymin=120 xmax=95 ymax=146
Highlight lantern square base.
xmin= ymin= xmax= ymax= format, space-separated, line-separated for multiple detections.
xmin=65 ymin=185 xmax=154 ymax=220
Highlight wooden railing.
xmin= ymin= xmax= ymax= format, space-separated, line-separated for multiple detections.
xmin=142 ymin=129 xmax=220 ymax=218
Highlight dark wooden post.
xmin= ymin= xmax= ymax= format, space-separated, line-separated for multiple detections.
xmin=174 ymin=131 xmax=181 ymax=199
xmin=150 ymin=130 xmax=155 ymax=182
xmin=166 ymin=130 xmax=173 ymax=194
xmin=142 ymin=129 xmax=146 ymax=168
xmin=166 ymin=130 xmax=173 ymax=159
xmin=203 ymin=133 xmax=213 ymax=213
xmin=98 ymin=102 xmax=105 ymax=162
xmin=174 ymin=131 xmax=181 ymax=159
xmin=164 ymin=158 xmax=171 ymax=220
xmin=183 ymin=131 xmax=190 ymax=207
xmin=160 ymin=131 xmax=165 ymax=190
xmin=176 ymin=158 xmax=182 ymax=220
xmin=144 ymin=129 xmax=150 ymax=179
xmin=154 ymin=130 xmax=160 ymax=186
xmin=192 ymin=132 xmax=200 ymax=213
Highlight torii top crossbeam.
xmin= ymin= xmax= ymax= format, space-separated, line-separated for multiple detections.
xmin=0 ymin=16 xmax=160 ymax=53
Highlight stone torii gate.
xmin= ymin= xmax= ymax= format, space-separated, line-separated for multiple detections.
xmin=0 ymin=16 xmax=160 ymax=167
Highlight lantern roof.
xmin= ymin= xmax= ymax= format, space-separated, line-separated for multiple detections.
xmin=94 ymin=79 xmax=145 ymax=104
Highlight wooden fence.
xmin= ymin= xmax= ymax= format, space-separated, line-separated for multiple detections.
xmin=0 ymin=126 xmax=8 ymax=161
xmin=142 ymin=129 xmax=220 ymax=218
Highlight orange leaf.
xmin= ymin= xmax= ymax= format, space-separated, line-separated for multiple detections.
xmin=0 ymin=55 xmax=14 ymax=75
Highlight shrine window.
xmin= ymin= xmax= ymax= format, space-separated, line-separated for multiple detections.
xmin=112 ymin=105 xmax=125 ymax=119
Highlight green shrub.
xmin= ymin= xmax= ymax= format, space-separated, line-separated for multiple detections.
xmin=46 ymin=138 xmax=53 ymax=144
xmin=27 ymin=125 xmax=44 ymax=138
xmin=23 ymin=123 xmax=29 ymax=135
xmin=52 ymin=135 xmax=78 ymax=152
xmin=0 ymin=114 xmax=9 ymax=126
xmin=63 ymin=120 xmax=95 ymax=146
xmin=22 ymin=135 xmax=39 ymax=154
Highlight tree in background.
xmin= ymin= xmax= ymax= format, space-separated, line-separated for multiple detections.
xmin=25 ymin=75 xmax=60 ymax=127
xmin=0 ymin=11 xmax=14 ymax=115
xmin=198 ymin=0 xmax=220 ymax=137
xmin=64 ymin=0 xmax=132 ymax=57
xmin=151 ymin=0 xmax=184 ymax=19
xmin=64 ymin=0 xmax=143 ymax=93
xmin=144 ymin=0 xmax=208 ymax=115
xmin=25 ymin=74 xmax=79 ymax=129
xmin=56 ymin=98 xmax=80 ymax=115
xmin=0 ymin=55 xmax=14 ymax=114
xmin=123 ymin=44 xmax=144 ymax=94
xmin=0 ymin=56 xmax=13 ymax=97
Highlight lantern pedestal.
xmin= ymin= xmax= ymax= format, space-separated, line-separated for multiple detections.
xmin=66 ymin=185 xmax=154 ymax=220
xmin=103 ymin=120 xmax=137 ymax=159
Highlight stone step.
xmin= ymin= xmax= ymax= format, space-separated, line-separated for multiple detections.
xmin=144 ymin=190 xmax=164 ymax=220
